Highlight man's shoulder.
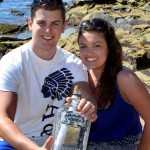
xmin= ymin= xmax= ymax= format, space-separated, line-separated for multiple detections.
xmin=13 ymin=42 xmax=30 ymax=54
xmin=1 ymin=42 xmax=30 ymax=64
xmin=57 ymin=46 xmax=80 ymax=61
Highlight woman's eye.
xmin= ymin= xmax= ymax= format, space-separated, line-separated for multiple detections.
xmin=94 ymin=45 xmax=100 ymax=48
xmin=80 ymin=45 xmax=86 ymax=49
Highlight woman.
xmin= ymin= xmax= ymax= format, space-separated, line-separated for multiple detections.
xmin=78 ymin=18 xmax=150 ymax=150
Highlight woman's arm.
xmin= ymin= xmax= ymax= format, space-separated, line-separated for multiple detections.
xmin=67 ymin=81 xmax=97 ymax=122
xmin=117 ymin=69 xmax=150 ymax=150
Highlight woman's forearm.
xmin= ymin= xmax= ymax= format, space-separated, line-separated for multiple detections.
xmin=138 ymin=122 xmax=150 ymax=150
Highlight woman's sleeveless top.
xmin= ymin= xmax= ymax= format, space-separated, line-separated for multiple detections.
xmin=88 ymin=86 xmax=142 ymax=143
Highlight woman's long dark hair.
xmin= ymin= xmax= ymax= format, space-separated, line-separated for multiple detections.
xmin=78 ymin=18 xmax=123 ymax=108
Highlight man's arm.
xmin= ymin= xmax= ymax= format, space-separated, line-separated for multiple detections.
xmin=0 ymin=91 xmax=53 ymax=150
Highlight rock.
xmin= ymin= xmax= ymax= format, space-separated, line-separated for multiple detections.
xmin=0 ymin=0 xmax=150 ymax=92
xmin=0 ymin=24 xmax=28 ymax=34
xmin=0 ymin=24 xmax=20 ymax=34
xmin=136 ymin=52 xmax=150 ymax=70
xmin=9 ymin=10 xmax=24 ymax=16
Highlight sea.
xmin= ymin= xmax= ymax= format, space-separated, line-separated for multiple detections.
xmin=0 ymin=0 xmax=76 ymax=38
xmin=0 ymin=0 xmax=72 ymax=25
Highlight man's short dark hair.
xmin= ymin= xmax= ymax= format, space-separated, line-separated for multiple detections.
xmin=31 ymin=0 xmax=66 ymax=21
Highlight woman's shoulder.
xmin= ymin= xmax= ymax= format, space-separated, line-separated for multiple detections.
xmin=117 ymin=66 xmax=137 ymax=83
xmin=116 ymin=67 xmax=144 ymax=100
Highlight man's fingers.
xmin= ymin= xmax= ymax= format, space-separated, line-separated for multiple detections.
xmin=43 ymin=136 xmax=54 ymax=150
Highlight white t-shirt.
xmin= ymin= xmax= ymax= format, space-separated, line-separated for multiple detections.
xmin=0 ymin=42 xmax=88 ymax=145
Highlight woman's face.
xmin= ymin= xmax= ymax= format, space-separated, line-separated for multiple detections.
xmin=79 ymin=31 xmax=108 ymax=71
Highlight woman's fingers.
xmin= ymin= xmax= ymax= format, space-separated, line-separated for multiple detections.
xmin=66 ymin=97 xmax=97 ymax=122
xmin=77 ymin=98 xmax=97 ymax=122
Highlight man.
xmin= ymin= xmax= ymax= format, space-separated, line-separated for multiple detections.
xmin=0 ymin=0 xmax=96 ymax=149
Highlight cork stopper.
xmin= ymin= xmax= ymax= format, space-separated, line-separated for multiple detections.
xmin=73 ymin=85 xmax=81 ymax=95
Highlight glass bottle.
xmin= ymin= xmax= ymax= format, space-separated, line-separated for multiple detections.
xmin=52 ymin=85 xmax=91 ymax=150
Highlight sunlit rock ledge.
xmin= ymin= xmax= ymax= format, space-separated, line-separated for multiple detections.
xmin=0 ymin=0 xmax=150 ymax=92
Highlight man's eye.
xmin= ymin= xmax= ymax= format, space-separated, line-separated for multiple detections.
xmin=53 ymin=23 xmax=59 ymax=26
xmin=51 ymin=22 xmax=61 ymax=27
xmin=37 ymin=22 xmax=44 ymax=26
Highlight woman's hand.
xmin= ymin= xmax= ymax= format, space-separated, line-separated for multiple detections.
xmin=66 ymin=97 xmax=97 ymax=122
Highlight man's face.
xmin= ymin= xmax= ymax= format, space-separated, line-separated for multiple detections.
xmin=28 ymin=8 xmax=66 ymax=54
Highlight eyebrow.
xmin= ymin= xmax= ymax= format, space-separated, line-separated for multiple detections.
xmin=36 ymin=20 xmax=62 ymax=24
xmin=79 ymin=43 xmax=86 ymax=45
xmin=79 ymin=41 xmax=101 ymax=45
xmin=93 ymin=41 xmax=101 ymax=44
xmin=52 ymin=20 xmax=61 ymax=23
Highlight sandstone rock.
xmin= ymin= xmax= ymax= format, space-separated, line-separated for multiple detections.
xmin=0 ymin=0 xmax=149 ymax=92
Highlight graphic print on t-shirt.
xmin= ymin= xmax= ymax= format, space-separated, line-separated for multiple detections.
xmin=41 ymin=68 xmax=74 ymax=100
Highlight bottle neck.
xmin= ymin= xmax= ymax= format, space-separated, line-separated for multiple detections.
xmin=70 ymin=94 xmax=81 ymax=109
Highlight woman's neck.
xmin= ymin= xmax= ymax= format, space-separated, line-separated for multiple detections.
xmin=89 ymin=69 xmax=103 ymax=83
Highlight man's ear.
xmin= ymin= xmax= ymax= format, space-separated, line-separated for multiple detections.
xmin=62 ymin=21 xmax=67 ymax=33
xmin=28 ymin=17 xmax=33 ymax=31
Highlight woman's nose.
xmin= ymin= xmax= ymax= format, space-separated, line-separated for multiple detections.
xmin=87 ymin=48 xmax=92 ymax=55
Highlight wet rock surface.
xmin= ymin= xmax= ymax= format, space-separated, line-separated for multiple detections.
xmin=0 ymin=0 xmax=150 ymax=91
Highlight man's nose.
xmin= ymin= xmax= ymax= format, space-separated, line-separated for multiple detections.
xmin=45 ymin=25 xmax=52 ymax=33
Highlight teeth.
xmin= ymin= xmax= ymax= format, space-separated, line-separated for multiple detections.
xmin=43 ymin=36 xmax=53 ymax=40
xmin=87 ymin=58 xmax=97 ymax=61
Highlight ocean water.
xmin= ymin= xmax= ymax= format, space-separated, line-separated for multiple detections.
xmin=0 ymin=0 xmax=72 ymax=25
xmin=0 ymin=0 xmax=76 ymax=39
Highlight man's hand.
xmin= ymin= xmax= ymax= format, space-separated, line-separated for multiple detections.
xmin=41 ymin=136 xmax=54 ymax=150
